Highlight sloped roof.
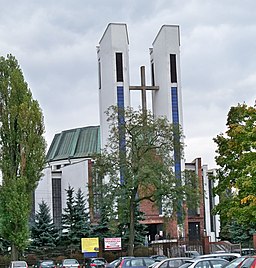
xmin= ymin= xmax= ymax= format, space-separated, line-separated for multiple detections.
xmin=46 ymin=126 xmax=101 ymax=162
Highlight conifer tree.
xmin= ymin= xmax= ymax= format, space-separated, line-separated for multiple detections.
xmin=61 ymin=186 xmax=91 ymax=250
xmin=91 ymin=203 xmax=112 ymax=239
xmin=61 ymin=185 xmax=76 ymax=248
xmin=30 ymin=200 xmax=58 ymax=251
xmin=73 ymin=188 xmax=91 ymax=239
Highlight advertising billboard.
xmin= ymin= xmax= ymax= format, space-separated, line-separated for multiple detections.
xmin=104 ymin=237 xmax=121 ymax=251
xmin=81 ymin=237 xmax=99 ymax=253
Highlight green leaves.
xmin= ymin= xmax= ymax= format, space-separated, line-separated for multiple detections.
xmin=93 ymin=106 xmax=198 ymax=255
xmin=214 ymin=103 xmax=256 ymax=242
xmin=0 ymin=54 xmax=46 ymax=257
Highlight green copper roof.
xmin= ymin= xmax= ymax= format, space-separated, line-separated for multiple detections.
xmin=46 ymin=126 xmax=101 ymax=162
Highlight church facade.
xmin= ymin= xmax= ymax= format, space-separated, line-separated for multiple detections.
xmin=97 ymin=23 xmax=184 ymax=239
xmin=35 ymin=23 xmax=220 ymax=242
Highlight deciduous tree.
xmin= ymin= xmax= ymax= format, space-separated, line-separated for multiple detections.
xmin=94 ymin=106 xmax=198 ymax=255
xmin=0 ymin=54 xmax=46 ymax=259
xmin=214 ymin=103 xmax=256 ymax=240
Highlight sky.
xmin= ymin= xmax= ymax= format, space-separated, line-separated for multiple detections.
xmin=1 ymin=0 xmax=256 ymax=168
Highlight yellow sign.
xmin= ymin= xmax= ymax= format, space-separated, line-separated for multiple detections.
xmin=81 ymin=238 xmax=99 ymax=253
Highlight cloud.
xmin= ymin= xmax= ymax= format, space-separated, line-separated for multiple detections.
xmin=1 ymin=0 xmax=256 ymax=168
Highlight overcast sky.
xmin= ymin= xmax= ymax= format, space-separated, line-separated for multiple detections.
xmin=1 ymin=0 xmax=256 ymax=168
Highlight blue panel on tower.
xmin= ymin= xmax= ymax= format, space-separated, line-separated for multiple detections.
xmin=117 ymin=86 xmax=126 ymax=184
xmin=171 ymin=87 xmax=182 ymax=223
xmin=171 ymin=87 xmax=179 ymax=124
xmin=171 ymin=86 xmax=181 ymax=175
xmin=117 ymin=86 xmax=124 ymax=108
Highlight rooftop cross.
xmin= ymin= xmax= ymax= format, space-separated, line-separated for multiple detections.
xmin=129 ymin=66 xmax=159 ymax=114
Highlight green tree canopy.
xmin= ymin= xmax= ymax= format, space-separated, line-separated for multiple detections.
xmin=0 ymin=54 xmax=46 ymax=259
xmin=93 ymin=106 xmax=198 ymax=255
xmin=213 ymin=103 xmax=256 ymax=239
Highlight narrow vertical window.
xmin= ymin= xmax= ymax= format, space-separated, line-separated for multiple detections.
xmin=52 ymin=177 xmax=62 ymax=228
xmin=170 ymin=54 xmax=177 ymax=83
xmin=98 ymin=59 xmax=101 ymax=89
xmin=151 ymin=62 xmax=155 ymax=86
xmin=116 ymin=52 xmax=123 ymax=82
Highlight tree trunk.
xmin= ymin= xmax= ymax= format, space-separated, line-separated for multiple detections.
xmin=11 ymin=244 xmax=19 ymax=260
xmin=127 ymin=192 xmax=136 ymax=256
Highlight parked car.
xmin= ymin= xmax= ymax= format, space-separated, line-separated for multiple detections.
xmin=34 ymin=260 xmax=55 ymax=268
xmin=184 ymin=251 xmax=200 ymax=258
xmin=233 ymin=248 xmax=256 ymax=256
xmin=107 ymin=257 xmax=135 ymax=268
xmin=9 ymin=261 xmax=28 ymax=268
xmin=150 ymin=257 xmax=192 ymax=268
xmin=150 ymin=256 xmax=168 ymax=262
xmin=106 ymin=260 xmax=120 ymax=268
xmin=224 ymin=256 xmax=247 ymax=268
xmin=85 ymin=258 xmax=106 ymax=268
xmin=237 ymin=256 xmax=256 ymax=268
xmin=61 ymin=259 xmax=80 ymax=268
xmin=116 ymin=257 xmax=156 ymax=268
xmin=194 ymin=253 xmax=241 ymax=262
xmin=179 ymin=257 xmax=229 ymax=268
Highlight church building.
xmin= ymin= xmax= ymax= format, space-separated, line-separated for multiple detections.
xmin=35 ymin=23 xmax=220 ymax=243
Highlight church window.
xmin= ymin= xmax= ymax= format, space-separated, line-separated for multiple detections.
xmin=98 ymin=59 xmax=101 ymax=89
xmin=151 ymin=62 xmax=155 ymax=86
xmin=52 ymin=177 xmax=62 ymax=228
xmin=170 ymin=54 xmax=177 ymax=83
xmin=116 ymin=52 xmax=124 ymax=82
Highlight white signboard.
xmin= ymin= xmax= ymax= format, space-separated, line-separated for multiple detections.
xmin=104 ymin=237 xmax=121 ymax=251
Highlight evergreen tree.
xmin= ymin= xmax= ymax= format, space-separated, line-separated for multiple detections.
xmin=133 ymin=207 xmax=148 ymax=247
xmin=73 ymin=188 xmax=91 ymax=240
xmin=91 ymin=203 xmax=112 ymax=239
xmin=61 ymin=186 xmax=91 ymax=250
xmin=0 ymin=54 xmax=46 ymax=260
xmin=61 ymin=185 xmax=76 ymax=248
xmin=30 ymin=200 xmax=58 ymax=250
xmin=118 ymin=204 xmax=148 ymax=250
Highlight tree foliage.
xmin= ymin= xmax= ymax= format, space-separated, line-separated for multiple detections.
xmin=0 ymin=54 xmax=46 ymax=259
xmin=213 ymin=103 xmax=256 ymax=240
xmin=73 ymin=188 xmax=91 ymax=239
xmin=30 ymin=200 xmax=58 ymax=250
xmin=93 ymin=106 xmax=198 ymax=255
xmin=61 ymin=186 xmax=91 ymax=250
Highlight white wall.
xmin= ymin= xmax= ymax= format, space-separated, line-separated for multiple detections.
xmin=97 ymin=23 xmax=131 ymax=149
xmin=61 ymin=160 xmax=89 ymax=210
xmin=151 ymin=25 xmax=183 ymax=127
xmin=35 ymin=159 xmax=89 ymax=219
xmin=202 ymin=165 xmax=220 ymax=241
xmin=35 ymin=166 xmax=53 ymax=216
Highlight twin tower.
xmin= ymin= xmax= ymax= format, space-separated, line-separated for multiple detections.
xmin=97 ymin=23 xmax=184 ymax=178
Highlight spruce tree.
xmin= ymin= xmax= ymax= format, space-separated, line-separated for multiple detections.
xmin=61 ymin=185 xmax=76 ymax=248
xmin=30 ymin=200 xmax=58 ymax=251
xmin=73 ymin=188 xmax=91 ymax=239
xmin=133 ymin=207 xmax=148 ymax=247
xmin=91 ymin=203 xmax=112 ymax=239
xmin=61 ymin=186 xmax=91 ymax=250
